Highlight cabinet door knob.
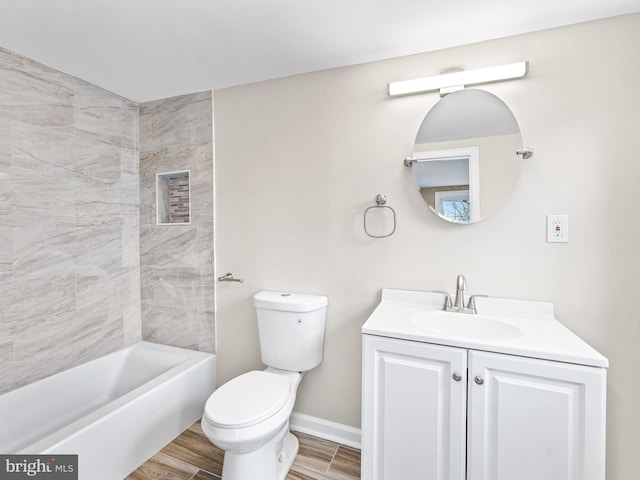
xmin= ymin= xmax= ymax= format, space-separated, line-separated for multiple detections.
xmin=452 ymin=372 xmax=462 ymax=382
xmin=474 ymin=376 xmax=485 ymax=385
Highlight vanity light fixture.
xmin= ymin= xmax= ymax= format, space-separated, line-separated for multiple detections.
xmin=388 ymin=61 xmax=529 ymax=97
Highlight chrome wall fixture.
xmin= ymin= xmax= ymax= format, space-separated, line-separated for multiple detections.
xmin=218 ymin=273 xmax=244 ymax=283
xmin=387 ymin=61 xmax=529 ymax=97
xmin=364 ymin=194 xmax=397 ymax=238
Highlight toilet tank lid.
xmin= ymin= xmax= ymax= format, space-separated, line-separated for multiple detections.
xmin=253 ymin=291 xmax=328 ymax=313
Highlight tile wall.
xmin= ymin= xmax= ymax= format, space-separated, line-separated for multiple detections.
xmin=139 ymin=92 xmax=214 ymax=352
xmin=0 ymin=47 xmax=141 ymax=394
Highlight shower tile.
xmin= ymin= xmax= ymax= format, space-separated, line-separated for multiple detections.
xmin=10 ymin=174 xmax=76 ymax=227
xmin=12 ymin=121 xmax=75 ymax=177
xmin=143 ymin=91 xmax=212 ymax=150
xmin=0 ymin=119 xmax=11 ymax=174
xmin=122 ymin=221 xmax=141 ymax=269
xmin=0 ymin=47 xmax=11 ymax=67
xmin=0 ymin=66 xmax=74 ymax=130
xmin=71 ymin=135 xmax=122 ymax=186
xmin=75 ymin=92 xmax=137 ymax=150
xmin=5 ymin=275 xmax=76 ymax=333
xmin=76 ymin=274 xmax=123 ymax=327
xmin=0 ymin=341 xmax=15 ymax=395
xmin=0 ymin=225 xmax=11 ymax=275
xmin=122 ymin=268 xmax=142 ymax=346
xmin=12 ymin=225 xmax=121 ymax=277
xmin=76 ymin=184 xmax=122 ymax=226
xmin=140 ymin=225 xmax=201 ymax=268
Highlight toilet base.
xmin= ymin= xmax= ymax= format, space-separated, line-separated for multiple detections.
xmin=220 ymin=423 xmax=299 ymax=480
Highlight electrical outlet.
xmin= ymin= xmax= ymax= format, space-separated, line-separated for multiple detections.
xmin=547 ymin=215 xmax=569 ymax=243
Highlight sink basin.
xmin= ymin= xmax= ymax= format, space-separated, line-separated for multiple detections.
xmin=409 ymin=310 xmax=524 ymax=340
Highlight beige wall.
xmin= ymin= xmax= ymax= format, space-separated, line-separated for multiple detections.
xmin=214 ymin=14 xmax=640 ymax=479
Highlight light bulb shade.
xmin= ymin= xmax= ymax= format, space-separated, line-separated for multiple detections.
xmin=388 ymin=61 xmax=529 ymax=97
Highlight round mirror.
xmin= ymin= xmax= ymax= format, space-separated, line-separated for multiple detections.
xmin=409 ymin=89 xmax=524 ymax=224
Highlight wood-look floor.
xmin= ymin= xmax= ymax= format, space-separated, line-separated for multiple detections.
xmin=126 ymin=419 xmax=361 ymax=480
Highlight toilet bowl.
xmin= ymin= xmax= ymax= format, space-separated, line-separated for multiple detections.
xmin=201 ymin=369 xmax=302 ymax=480
xmin=201 ymin=291 xmax=328 ymax=480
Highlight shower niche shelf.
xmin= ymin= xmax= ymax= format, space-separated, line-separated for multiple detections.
xmin=156 ymin=170 xmax=191 ymax=225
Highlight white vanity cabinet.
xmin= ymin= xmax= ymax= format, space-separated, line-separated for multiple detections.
xmin=362 ymin=334 xmax=607 ymax=480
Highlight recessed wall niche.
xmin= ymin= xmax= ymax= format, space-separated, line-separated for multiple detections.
xmin=156 ymin=170 xmax=191 ymax=225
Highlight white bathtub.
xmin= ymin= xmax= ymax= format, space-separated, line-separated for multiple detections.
xmin=0 ymin=341 xmax=216 ymax=480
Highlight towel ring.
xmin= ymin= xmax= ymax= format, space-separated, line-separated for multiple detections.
xmin=364 ymin=194 xmax=396 ymax=238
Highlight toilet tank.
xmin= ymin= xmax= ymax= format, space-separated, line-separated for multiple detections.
xmin=253 ymin=291 xmax=328 ymax=372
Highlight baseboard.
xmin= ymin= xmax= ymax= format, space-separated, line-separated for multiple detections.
xmin=289 ymin=412 xmax=362 ymax=450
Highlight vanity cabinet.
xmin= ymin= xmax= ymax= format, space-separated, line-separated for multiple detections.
xmin=362 ymin=334 xmax=606 ymax=480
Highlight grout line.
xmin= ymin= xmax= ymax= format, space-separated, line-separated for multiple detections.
xmin=325 ymin=445 xmax=340 ymax=474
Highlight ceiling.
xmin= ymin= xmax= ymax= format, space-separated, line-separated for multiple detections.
xmin=0 ymin=0 xmax=639 ymax=103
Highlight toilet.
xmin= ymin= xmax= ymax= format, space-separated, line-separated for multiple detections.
xmin=201 ymin=291 xmax=328 ymax=480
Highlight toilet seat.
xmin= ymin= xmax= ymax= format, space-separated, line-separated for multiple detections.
xmin=204 ymin=370 xmax=292 ymax=428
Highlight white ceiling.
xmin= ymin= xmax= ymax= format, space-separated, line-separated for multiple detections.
xmin=1 ymin=0 xmax=639 ymax=103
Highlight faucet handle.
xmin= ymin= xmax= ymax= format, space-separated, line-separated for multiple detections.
xmin=431 ymin=290 xmax=452 ymax=310
xmin=466 ymin=294 xmax=488 ymax=314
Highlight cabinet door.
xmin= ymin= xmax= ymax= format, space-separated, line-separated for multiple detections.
xmin=362 ymin=335 xmax=467 ymax=480
xmin=467 ymin=350 xmax=606 ymax=480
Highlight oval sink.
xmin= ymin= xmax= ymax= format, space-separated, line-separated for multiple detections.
xmin=409 ymin=310 xmax=524 ymax=340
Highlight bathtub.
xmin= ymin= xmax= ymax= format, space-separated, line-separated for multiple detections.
xmin=0 ymin=341 xmax=216 ymax=480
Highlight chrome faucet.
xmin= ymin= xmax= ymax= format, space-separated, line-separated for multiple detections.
xmin=433 ymin=274 xmax=487 ymax=314
xmin=453 ymin=274 xmax=466 ymax=310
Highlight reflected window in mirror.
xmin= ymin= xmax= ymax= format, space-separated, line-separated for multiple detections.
xmin=409 ymin=89 xmax=524 ymax=224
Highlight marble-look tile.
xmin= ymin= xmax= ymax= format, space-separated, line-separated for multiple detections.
xmin=0 ymin=223 xmax=11 ymax=275
xmin=139 ymin=110 xmax=154 ymax=153
xmin=122 ymin=268 xmax=143 ymax=346
xmin=0 ymin=64 xmax=74 ymax=130
xmin=71 ymin=134 xmax=122 ymax=186
xmin=152 ymin=266 xmax=215 ymax=287
xmin=0 ymin=119 xmax=11 ymax=173
xmin=5 ymin=275 xmax=76 ymax=334
xmin=11 ymin=50 xmax=99 ymax=99
xmin=140 ymin=225 xmax=206 ymax=269
xmin=9 ymin=174 xmax=76 ymax=227
xmin=141 ymin=91 xmax=212 ymax=150
xmin=139 ymin=142 xmax=213 ymax=226
xmin=0 ymin=341 xmax=15 ymax=395
xmin=12 ymin=121 xmax=75 ymax=177
xmin=12 ymin=307 xmax=124 ymax=387
xmin=76 ymin=184 xmax=123 ymax=226
xmin=121 ymin=148 xmax=139 ymax=177
xmin=75 ymin=91 xmax=138 ymax=150
xmin=0 ymin=46 xmax=141 ymax=395
xmin=141 ymin=281 xmax=212 ymax=350
xmin=122 ymin=221 xmax=141 ymax=269
xmin=12 ymin=225 xmax=121 ymax=278
xmin=197 ymin=320 xmax=215 ymax=354
xmin=76 ymin=273 xmax=123 ymax=329
xmin=0 ymin=47 xmax=11 ymax=67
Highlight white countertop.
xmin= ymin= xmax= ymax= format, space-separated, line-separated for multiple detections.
xmin=361 ymin=289 xmax=608 ymax=368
